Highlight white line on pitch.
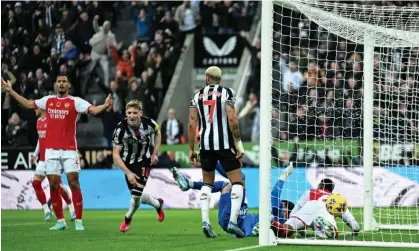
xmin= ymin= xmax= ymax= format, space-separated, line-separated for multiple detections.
xmin=225 ymin=245 xmax=264 ymax=251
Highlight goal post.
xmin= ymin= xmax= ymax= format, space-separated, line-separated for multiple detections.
xmin=260 ymin=0 xmax=419 ymax=248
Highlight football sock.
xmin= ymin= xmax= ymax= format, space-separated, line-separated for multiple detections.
xmin=192 ymin=181 xmax=226 ymax=192
xmin=126 ymin=195 xmax=141 ymax=220
xmin=60 ymin=186 xmax=72 ymax=205
xmin=200 ymin=184 xmax=212 ymax=223
xmin=229 ymin=183 xmax=244 ymax=224
xmin=32 ymin=180 xmax=47 ymax=207
xmin=50 ymin=189 xmax=64 ymax=220
xmin=141 ymin=192 xmax=160 ymax=208
xmin=72 ymin=188 xmax=83 ymax=220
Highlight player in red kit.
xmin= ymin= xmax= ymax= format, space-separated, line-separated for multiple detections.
xmin=30 ymin=109 xmax=75 ymax=221
xmin=2 ymin=74 xmax=112 ymax=231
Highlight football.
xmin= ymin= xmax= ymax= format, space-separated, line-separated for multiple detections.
xmin=326 ymin=194 xmax=348 ymax=217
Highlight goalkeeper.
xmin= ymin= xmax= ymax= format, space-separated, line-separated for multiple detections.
xmin=171 ymin=162 xmax=295 ymax=237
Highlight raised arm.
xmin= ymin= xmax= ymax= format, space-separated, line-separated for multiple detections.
xmin=86 ymin=94 xmax=112 ymax=115
xmin=2 ymin=79 xmax=36 ymax=109
xmin=341 ymin=209 xmax=360 ymax=236
xmin=290 ymin=190 xmax=310 ymax=216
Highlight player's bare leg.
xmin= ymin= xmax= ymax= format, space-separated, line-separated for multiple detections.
xmin=60 ymin=183 xmax=76 ymax=221
xmin=66 ymin=172 xmax=84 ymax=230
xmin=200 ymin=170 xmax=217 ymax=238
xmin=226 ymin=168 xmax=245 ymax=238
xmin=141 ymin=193 xmax=165 ymax=222
xmin=120 ymin=183 xmax=145 ymax=232
xmin=48 ymin=174 xmax=67 ymax=230
xmin=32 ymin=174 xmax=52 ymax=221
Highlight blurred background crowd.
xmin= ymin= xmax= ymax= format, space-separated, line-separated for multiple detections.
xmin=1 ymin=0 xmax=259 ymax=168
xmin=1 ymin=1 xmax=418 ymax=168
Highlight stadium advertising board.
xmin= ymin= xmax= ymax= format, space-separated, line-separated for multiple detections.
xmin=2 ymin=141 xmax=418 ymax=170
xmin=194 ymin=33 xmax=245 ymax=67
xmin=2 ymin=167 xmax=418 ymax=210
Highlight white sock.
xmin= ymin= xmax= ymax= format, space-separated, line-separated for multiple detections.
xmin=188 ymin=180 xmax=194 ymax=188
xmin=68 ymin=203 xmax=75 ymax=215
xmin=141 ymin=193 xmax=160 ymax=208
xmin=229 ymin=184 xmax=244 ymax=224
xmin=42 ymin=204 xmax=50 ymax=214
xmin=125 ymin=195 xmax=141 ymax=219
xmin=200 ymin=185 xmax=212 ymax=224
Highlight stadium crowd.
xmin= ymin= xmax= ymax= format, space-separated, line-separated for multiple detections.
xmin=2 ymin=0 xmax=417 ymax=168
xmin=1 ymin=0 xmax=259 ymax=168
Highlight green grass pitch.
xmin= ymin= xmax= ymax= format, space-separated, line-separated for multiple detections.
xmin=2 ymin=209 xmax=418 ymax=251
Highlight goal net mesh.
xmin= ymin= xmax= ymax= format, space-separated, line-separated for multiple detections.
xmin=269 ymin=0 xmax=419 ymax=245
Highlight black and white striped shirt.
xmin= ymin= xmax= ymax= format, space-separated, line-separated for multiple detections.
xmin=112 ymin=117 xmax=159 ymax=165
xmin=190 ymin=84 xmax=236 ymax=151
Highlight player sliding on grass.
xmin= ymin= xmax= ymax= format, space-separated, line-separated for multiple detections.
xmin=112 ymin=100 xmax=165 ymax=233
xmin=273 ymin=178 xmax=360 ymax=239
xmin=171 ymin=162 xmax=295 ymax=237
xmin=31 ymin=109 xmax=75 ymax=222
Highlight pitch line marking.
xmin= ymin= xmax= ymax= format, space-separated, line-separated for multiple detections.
xmin=225 ymin=245 xmax=264 ymax=251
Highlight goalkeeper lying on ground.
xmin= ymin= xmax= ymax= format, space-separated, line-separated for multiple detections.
xmin=171 ymin=162 xmax=295 ymax=237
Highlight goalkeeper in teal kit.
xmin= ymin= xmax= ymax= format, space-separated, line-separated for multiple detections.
xmin=171 ymin=162 xmax=294 ymax=237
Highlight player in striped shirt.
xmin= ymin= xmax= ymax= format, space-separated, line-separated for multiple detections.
xmin=30 ymin=109 xmax=75 ymax=221
xmin=112 ymin=100 xmax=165 ymax=232
xmin=188 ymin=66 xmax=246 ymax=238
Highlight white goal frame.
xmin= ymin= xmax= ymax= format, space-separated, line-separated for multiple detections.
xmin=259 ymin=0 xmax=419 ymax=248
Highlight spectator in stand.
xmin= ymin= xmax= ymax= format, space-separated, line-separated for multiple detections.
xmin=110 ymin=41 xmax=135 ymax=81
xmin=5 ymin=113 xmax=28 ymax=147
xmin=216 ymin=1 xmax=235 ymax=34
xmin=51 ymin=24 xmax=66 ymax=53
xmin=88 ymin=20 xmax=115 ymax=88
xmin=161 ymin=108 xmax=184 ymax=145
xmin=67 ymin=11 xmax=95 ymax=53
xmin=34 ymin=69 xmax=54 ymax=94
xmin=126 ymin=77 xmax=147 ymax=105
xmin=158 ymin=11 xmax=179 ymax=38
xmin=200 ymin=1 xmax=216 ymax=34
xmin=175 ymin=1 xmax=200 ymax=44
xmin=109 ymin=80 xmax=124 ymax=116
xmin=129 ymin=1 xmax=153 ymax=41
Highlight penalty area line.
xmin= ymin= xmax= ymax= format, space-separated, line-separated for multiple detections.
xmin=225 ymin=245 xmax=265 ymax=251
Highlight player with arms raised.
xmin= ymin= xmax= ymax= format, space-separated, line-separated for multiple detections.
xmin=112 ymin=100 xmax=165 ymax=232
xmin=30 ymin=109 xmax=75 ymax=221
xmin=188 ymin=66 xmax=246 ymax=238
xmin=2 ymin=73 xmax=112 ymax=230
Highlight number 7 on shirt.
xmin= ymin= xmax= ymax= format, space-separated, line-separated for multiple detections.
xmin=203 ymin=100 xmax=216 ymax=123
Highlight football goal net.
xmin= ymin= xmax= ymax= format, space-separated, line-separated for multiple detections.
xmin=259 ymin=0 xmax=419 ymax=248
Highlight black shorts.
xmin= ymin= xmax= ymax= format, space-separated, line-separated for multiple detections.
xmin=124 ymin=159 xmax=151 ymax=191
xmin=199 ymin=149 xmax=241 ymax=173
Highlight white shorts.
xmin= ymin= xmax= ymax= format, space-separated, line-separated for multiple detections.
xmin=34 ymin=161 xmax=47 ymax=176
xmin=45 ymin=149 xmax=80 ymax=175
xmin=287 ymin=201 xmax=336 ymax=230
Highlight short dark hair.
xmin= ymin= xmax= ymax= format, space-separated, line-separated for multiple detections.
xmin=57 ymin=73 xmax=68 ymax=78
xmin=319 ymin=178 xmax=335 ymax=192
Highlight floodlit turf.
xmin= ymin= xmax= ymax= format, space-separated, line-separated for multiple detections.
xmin=1 ymin=209 xmax=418 ymax=251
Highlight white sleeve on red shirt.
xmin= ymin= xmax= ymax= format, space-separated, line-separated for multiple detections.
xmin=290 ymin=190 xmax=310 ymax=217
xmin=34 ymin=96 xmax=52 ymax=110
xmin=74 ymin=97 xmax=92 ymax=114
